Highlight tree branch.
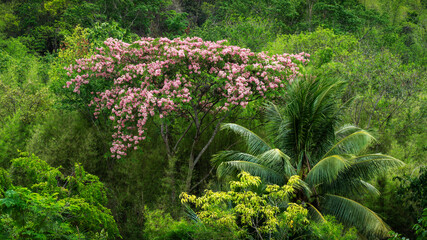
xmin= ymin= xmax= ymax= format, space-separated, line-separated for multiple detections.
xmin=193 ymin=105 xmax=238 ymax=166
xmin=189 ymin=166 xmax=215 ymax=192
xmin=161 ymin=122 xmax=172 ymax=156
xmin=173 ymin=121 xmax=193 ymax=153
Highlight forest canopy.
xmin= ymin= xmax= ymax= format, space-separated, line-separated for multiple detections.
xmin=0 ymin=0 xmax=425 ymax=239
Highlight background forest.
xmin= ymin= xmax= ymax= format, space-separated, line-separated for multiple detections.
xmin=0 ymin=0 xmax=426 ymax=239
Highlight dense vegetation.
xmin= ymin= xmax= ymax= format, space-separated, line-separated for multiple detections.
xmin=0 ymin=0 xmax=425 ymax=239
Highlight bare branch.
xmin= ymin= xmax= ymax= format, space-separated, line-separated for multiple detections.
xmin=189 ymin=166 xmax=215 ymax=192
xmin=199 ymin=105 xmax=226 ymax=136
xmin=192 ymin=101 xmax=200 ymax=130
xmin=173 ymin=121 xmax=193 ymax=152
xmin=199 ymin=97 xmax=221 ymax=125
xmin=193 ymin=105 xmax=238 ymax=166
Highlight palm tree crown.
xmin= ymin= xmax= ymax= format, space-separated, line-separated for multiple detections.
xmin=212 ymin=77 xmax=404 ymax=238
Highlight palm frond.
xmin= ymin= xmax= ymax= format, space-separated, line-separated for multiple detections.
xmin=273 ymin=77 xmax=342 ymax=161
xmin=307 ymin=203 xmax=326 ymax=222
xmin=257 ymin=149 xmax=296 ymax=178
xmin=323 ymin=129 xmax=375 ymax=157
xmin=217 ymin=161 xmax=284 ymax=185
xmin=306 ymin=155 xmax=350 ymax=187
xmin=335 ymin=124 xmax=364 ymax=138
xmin=221 ymin=123 xmax=272 ymax=155
xmin=322 ymin=154 xmax=402 ymax=197
xmin=311 ymin=81 xmax=343 ymax=120
xmin=293 ymin=178 xmax=312 ymax=197
xmin=265 ymin=102 xmax=284 ymax=130
xmin=322 ymin=194 xmax=390 ymax=238
xmin=340 ymin=154 xmax=405 ymax=180
xmin=359 ymin=180 xmax=380 ymax=196
xmin=211 ymin=150 xmax=260 ymax=167
xmin=183 ymin=204 xmax=202 ymax=224
xmin=321 ymin=179 xmax=380 ymax=197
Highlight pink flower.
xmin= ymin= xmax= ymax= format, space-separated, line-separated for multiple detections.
xmin=64 ymin=37 xmax=308 ymax=158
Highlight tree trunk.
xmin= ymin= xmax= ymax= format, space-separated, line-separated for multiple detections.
xmin=185 ymin=157 xmax=194 ymax=193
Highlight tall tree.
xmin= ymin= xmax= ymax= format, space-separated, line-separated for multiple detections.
xmin=64 ymin=36 xmax=309 ymax=193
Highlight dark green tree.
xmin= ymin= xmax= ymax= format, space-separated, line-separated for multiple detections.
xmin=0 ymin=153 xmax=119 ymax=239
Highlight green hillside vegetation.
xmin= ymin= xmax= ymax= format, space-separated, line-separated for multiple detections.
xmin=0 ymin=0 xmax=425 ymax=239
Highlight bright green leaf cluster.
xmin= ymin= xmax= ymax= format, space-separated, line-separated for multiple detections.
xmin=181 ymin=172 xmax=308 ymax=238
xmin=0 ymin=153 xmax=119 ymax=239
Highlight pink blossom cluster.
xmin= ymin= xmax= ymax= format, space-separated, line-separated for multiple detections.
xmin=65 ymin=37 xmax=309 ymax=157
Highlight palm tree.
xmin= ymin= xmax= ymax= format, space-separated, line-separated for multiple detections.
xmin=212 ymin=77 xmax=404 ymax=238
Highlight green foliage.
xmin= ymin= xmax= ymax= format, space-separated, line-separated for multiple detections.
xmin=49 ymin=23 xmax=139 ymax=112
xmin=395 ymin=167 xmax=427 ymax=214
xmin=265 ymin=27 xmax=359 ymax=67
xmin=264 ymin=26 xmax=426 ymax=164
xmin=0 ymin=82 xmax=51 ymax=124
xmin=0 ymin=0 xmax=425 ymax=238
xmin=0 ymin=0 xmax=181 ymax=54
xmin=48 ymin=25 xmax=117 ymax=112
xmin=388 ymin=208 xmax=427 ymax=240
xmin=87 ymin=22 xmax=139 ymax=47
xmin=0 ymin=79 xmax=50 ymax=163
xmin=90 ymin=0 xmax=169 ymax=36
xmin=310 ymin=215 xmax=357 ymax=240
xmin=0 ymin=153 xmax=119 ymax=239
xmin=199 ymin=0 xmax=304 ymax=34
xmin=181 ymin=172 xmax=309 ymax=239
xmin=357 ymin=0 xmax=427 ymax=65
xmin=161 ymin=10 xmax=189 ymax=39
xmin=375 ymin=167 xmax=427 ymax=238
xmin=0 ymin=2 xmax=19 ymax=34
xmin=9 ymin=152 xmax=63 ymax=195
xmin=0 ymin=187 xmax=83 ymax=240
xmin=337 ymin=50 xmax=425 ymax=159
xmin=0 ymin=168 xmax=11 ymax=198
xmin=0 ymin=37 xmax=49 ymax=86
xmin=25 ymin=108 xmax=175 ymax=238
xmin=413 ymin=208 xmax=427 ymax=240
xmin=0 ymin=36 xmax=52 ymax=164
xmin=311 ymin=0 xmax=384 ymax=33
xmin=48 ymin=26 xmax=94 ymax=112
xmin=190 ymin=16 xmax=276 ymax=52
xmin=388 ymin=231 xmax=410 ymax=240
xmin=0 ymin=113 xmax=29 ymax=166
xmin=143 ymin=207 xmax=193 ymax=240
xmin=198 ymin=0 xmax=384 ymax=35
xmin=143 ymin=206 xmax=232 ymax=240
xmin=26 ymin=110 xmax=108 ymax=174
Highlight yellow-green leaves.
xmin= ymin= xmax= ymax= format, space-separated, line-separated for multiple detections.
xmin=230 ymin=171 xmax=262 ymax=190
xmin=180 ymin=172 xmax=307 ymax=237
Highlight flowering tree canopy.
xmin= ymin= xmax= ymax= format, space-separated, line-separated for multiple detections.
xmin=65 ymin=37 xmax=308 ymax=159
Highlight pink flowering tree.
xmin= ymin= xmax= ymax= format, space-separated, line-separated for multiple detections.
xmin=65 ymin=37 xmax=308 ymax=192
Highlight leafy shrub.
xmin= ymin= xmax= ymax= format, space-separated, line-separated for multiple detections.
xmin=310 ymin=215 xmax=357 ymax=240
xmin=143 ymin=207 xmax=229 ymax=240
xmin=181 ymin=172 xmax=310 ymax=239
xmin=0 ymin=153 xmax=119 ymax=239
xmin=190 ymin=16 xmax=277 ymax=52
xmin=26 ymin=110 xmax=108 ymax=174
xmin=0 ymin=36 xmax=52 ymax=164
xmin=413 ymin=208 xmax=427 ymax=240
xmin=264 ymin=27 xmax=358 ymax=67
